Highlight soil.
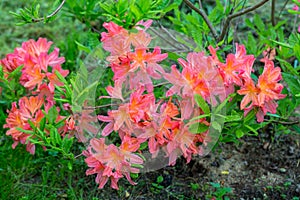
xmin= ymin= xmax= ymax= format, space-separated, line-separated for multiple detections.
xmin=117 ymin=132 xmax=300 ymax=200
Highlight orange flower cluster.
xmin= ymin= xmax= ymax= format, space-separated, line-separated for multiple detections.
xmin=4 ymin=96 xmax=44 ymax=154
xmin=208 ymin=44 xmax=286 ymax=122
xmin=2 ymin=38 xmax=73 ymax=154
xmin=83 ymin=21 xmax=286 ymax=190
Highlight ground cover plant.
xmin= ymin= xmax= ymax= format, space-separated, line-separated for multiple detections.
xmin=0 ymin=0 xmax=299 ymax=199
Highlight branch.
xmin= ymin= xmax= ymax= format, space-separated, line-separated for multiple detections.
xmin=82 ymin=104 xmax=118 ymax=110
xmin=267 ymin=120 xmax=299 ymax=125
xmin=198 ymin=0 xmax=203 ymax=10
xmin=271 ymin=0 xmax=276 ymax=26
xmin=218 ymin=0 xmax=270 ymax=42
xmin=32 ymin=0 xmax=66 ymax=23
xmin=183 ymin=0 xmax=218 ymax=41
xmin=158 ymin=22 xmax=192 ymax=50
xmin=278 ymin=0 xmax=289 ymax=18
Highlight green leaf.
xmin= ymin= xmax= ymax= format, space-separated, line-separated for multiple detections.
xmin=39 ymin=117 xmax=46 ymax=131
xmin=269 ymin=40 xmax=292 ymax=49
xmin=54 ymin=70 xmax=68 ymax=85
xmin=211 ymin=121 xmax=222 ymax=132
xmin=225 ymin=114 xmax=242 ymax=122
xmin=37 ymin=127 xmax=46 ymax=139
xmin=75 ymin=41 xmax=91 ymax=53
xmin=47 ymin=106 xmax=58 ymax=124
xmin=210 ymin=182 xmax=221 ymax=188
xmin=293 ymin=44 xmax=300 ymax=61
xmin=288 ymin=9 xmax=300 ymax=15
xmin=244 ymin=109 xmax=256 ymax=123
xmin=194 ymin=94 xmax=210 ymax=114
xmin=253 ymin=15 xmax=265 ymax=33
xmin=236 ymin=129 xmax=244 ymax=138
xmin=73 ymin=80 xmax=98 ymax=105
xmin=189 ymin=122 xmax=209 ymax=134
xmin=50 ymin=126 xmax=62 ymax=146
xmin=68 ymin=161 xmax=73 ymax=170
xmin=282 ymin=73 xmax=300 ymax=95
xmin=16 ymin=127 xmax=34 ymax=134
xmin=190 ymin=114 xmax=210 ymax=122
xmin=130 ymin=173 xmax=139 ymax=179
xmin=244 ymin=124 xmax=259 ymax=135
xmin=245 ymin=18 xmax=255 ymax=30
xmin=27 ymin=119 xmax=36 ymax=130
xmin=156 ymin=175 xmax=164 ymax=184
xmin=139 ymin=141 xmax=148 ymax=150
xmin=214 ymin=93 xmax=236 ymax=114
xmin=277 ymin=58 xmax=298 ymax=76
xmin=62 ymin=136 xmax=74 ymax=152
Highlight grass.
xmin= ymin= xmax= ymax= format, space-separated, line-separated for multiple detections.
xmin=0 ymin=138 xmax=99 ymax=199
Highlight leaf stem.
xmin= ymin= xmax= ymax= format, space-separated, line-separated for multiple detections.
xmin=32 ymin=0 xmax=66 ymax=23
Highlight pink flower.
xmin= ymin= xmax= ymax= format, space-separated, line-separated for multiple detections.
xmin=2 ymin=38 xmax=67 ymax=90
xmin=293 ymin=5 xmax=299 ymax=11
xmin=0 ymin=53 xmax=22 ymax=77
xmin=84 ymin=138 xmax=143 ymax=189
xmin=4 ymin=96 xmax=45 ymax=154
xmin=238 ymin=59 xmax=286 ymax=122
xmin=101 ymin=22 xmax=127 ymax=42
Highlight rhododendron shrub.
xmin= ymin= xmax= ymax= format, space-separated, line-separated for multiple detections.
xmin=1 ymin=38 xmax=74 ymax=155
xmin=1 ymin=21 xmax=286 ymax=190
xmin=83 ymin=21 xmax=286 ymax=189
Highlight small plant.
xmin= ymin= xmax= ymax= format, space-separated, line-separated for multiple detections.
xmin=151 ymin=175 xmax=165 ymax=194
xmin=206 ymin=182 xmax=232 ymax=200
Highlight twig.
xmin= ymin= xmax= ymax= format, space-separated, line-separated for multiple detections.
xmin=218 ymin=0 xmax=270 ymax=42
xmin=74 ymin=153 xmax=83 ymax=159
xmin=153 ymin=81 xmax=170 ymax=87
xmin=292 ymin=14 xmax=298 ymax=33
xmin=82 ymin=104 xmax=118 ymax=110
xmin=278 ymin=0 xmax=289 ymax=18
xmin=183 ymin=0 xmax=218 ymax=41
xmin=149 ymin=27 xmax=184 ymax=51
xmin=267 ymin=120 xmax=300 ymax=125
xmin=31 ymin=0 xmax=66 ymax=23
xmin=198 ymin=0 xmax=203 ymax=10
xmin=158 ymin=22 xmax=191 ymax=50
xmin=91 ymin=26 xmax=102 ymax=34
xmin=271 ymin=0 xmax=276 ymax=26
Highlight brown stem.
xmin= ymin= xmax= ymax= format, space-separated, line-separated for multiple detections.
xmin=267 ymin=120 xmax=300 ymax=125
xmin=278 ymin=0 xmax=289 ymax=18
xmin=218 ymin=0 xmax=270 ymax=42
xmin=183 ymin=0 xmax=218 ymax=41
xmin=82 ymin=104 xmax=119 ymax=110
xmin=271 ymin=0 xmax=276 ymax=26
xmin=32 ymin=0 xmax=66 ymax=23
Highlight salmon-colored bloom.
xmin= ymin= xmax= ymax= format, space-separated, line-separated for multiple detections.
xmin=238 ymin=79 xmax=259 ymax=110
xmin=84 ymin=138 xmax=143 ymax=189
xmin=0 ymin=53 xmax=22 ymax=77
xmin=238 ymin=59 xmax=286 ymax=122
xmin=4 ymin=96 xmax=45 ymax=154
xmin=257 ymin=59 xmax=286 ymax=105
xmin=98 ymin=104 xmax=132 ymax=136
xmin=164 ymin=52 xmax=217 ymax=104
xmin=129 ymin=85 xmax=155 ymax=123
xmin=2 ymin=38 xmax=67 ymax=90
xmin=166 ymin=125 xmax=198 ymax=166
